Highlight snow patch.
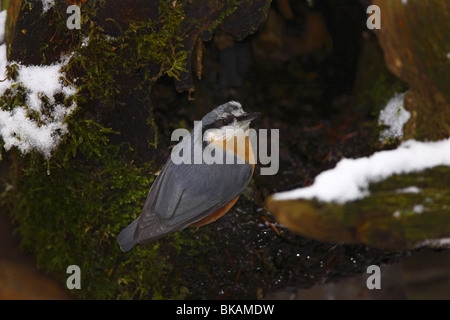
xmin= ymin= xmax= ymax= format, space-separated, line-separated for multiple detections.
xmin=41 ymin=0 xmax=55 ymax=13
xmin=415 ymin=238 xmax=450 ymax=249
xmin=0 ymin=10 xmax=6 ymax=44
xmin=273 ymin=138 xmax=450 ymax=203
xmin=379 ymin=92 xmax=410 ymax=142
xmin=0 ymin=10 xmax=77 ymax=159
xmin=396 ymin=186 xmax=421 ymax=194
xmin=412 ymin=204 xmax=424 ymax=214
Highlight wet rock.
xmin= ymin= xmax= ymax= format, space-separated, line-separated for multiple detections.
xmin=0 ymin=260 xmax=74 ymax=299
xmin=172 ymin=0 xmax=272 ymax=93
xmin=373 ymin=0 xmax=450 ymax=140
xmin=251 ymin=8 xmax=332 ymax=66
xmin=265 ymin=263 xmax=406 ymax=300
xmin=0 ymin=199 xmax=74 ymax=300
xmin=266 ymin=166 xmax=450 ymax=249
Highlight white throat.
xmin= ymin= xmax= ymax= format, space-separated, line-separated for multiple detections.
xmin=204 ymin=121 xmax=250 ymax=143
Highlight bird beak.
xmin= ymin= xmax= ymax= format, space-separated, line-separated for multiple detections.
xmin=237 ymin=112 xmax=260 ymax=122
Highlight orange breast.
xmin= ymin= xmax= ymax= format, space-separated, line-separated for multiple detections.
xmin=190 ymin=195 xmax=240 ymax=227
xmin=225 ymin=135 xmax=255 ymax=167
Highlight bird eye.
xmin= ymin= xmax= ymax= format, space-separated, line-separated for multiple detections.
xmin=221 ymin=118 xmax=230 ymax=125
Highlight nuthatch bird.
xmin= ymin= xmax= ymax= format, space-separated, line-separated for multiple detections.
xmin=117 ymin=101 xmax=259 ymax=252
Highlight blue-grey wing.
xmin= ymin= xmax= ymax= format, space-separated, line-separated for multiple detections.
xmin=135 ymin=149 xmax=253 ymax=243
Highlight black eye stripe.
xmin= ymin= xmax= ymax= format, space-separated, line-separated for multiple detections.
xmin=222 ymin=118 xmax=231 ymax=125
xmin=202 ymin=115 xmax=235 ymax=130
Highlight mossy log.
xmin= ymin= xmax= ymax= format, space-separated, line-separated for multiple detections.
xmin=2 ymin=0 xmax=272 ymax=300
xmin=5 ymin=0 xmax=271 ymax=93
xmin=266 ymin=166 xmax=450 ymax=249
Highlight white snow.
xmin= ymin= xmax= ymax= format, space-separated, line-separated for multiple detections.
xmin=393 ymin=203 xmax=425 ymax=218
xmin=396 ymin=186 xmax=421 ymax=194
xmin=0 ymin=107 xmax=63 ymax=157
xmin=41 ymin=0 xmax=55 ymax=13
xmin=414 ymin=238 xmax=450 ymax=249
xmin=412 ymin=204 xmax=424 ymax=214
xmin=81 ymin=36 xmax=90 ymax=47
xmin=273 ymin=138 xmax=450 ymax=203
xmin=0 ymin=10 xmax=77 ymax=159
xmin=0 ymin=44 xmax=6 ymax=79
xmin=379 ymin=92 xmax=410 ymax=142
xmin=0 ymin=10 xmax=6 ymax=44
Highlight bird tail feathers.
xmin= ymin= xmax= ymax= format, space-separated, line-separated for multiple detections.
xmin=117 ymin=218 xmax=139 ymax=252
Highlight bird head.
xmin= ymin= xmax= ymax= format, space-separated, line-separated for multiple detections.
xmin=202 ymin=101 xmax=260 ymax=142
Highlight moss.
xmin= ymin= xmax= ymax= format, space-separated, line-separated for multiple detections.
xmin=62 ymin=1 xmax=188 ymax=104
xmin=2 ymin=111 xmax=215 ymax=298
xmin=2 ymin=0 xmax=278 ymax=300
xmin=207 ymin=0 xmax=244 ymax=32
xmin=123 ymin=1 xmax=188 ymax=82
xmin=1 ymin=0 xmax=8 ymax=10
xmin=0 ymin=0 xmax=200 ymax=299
